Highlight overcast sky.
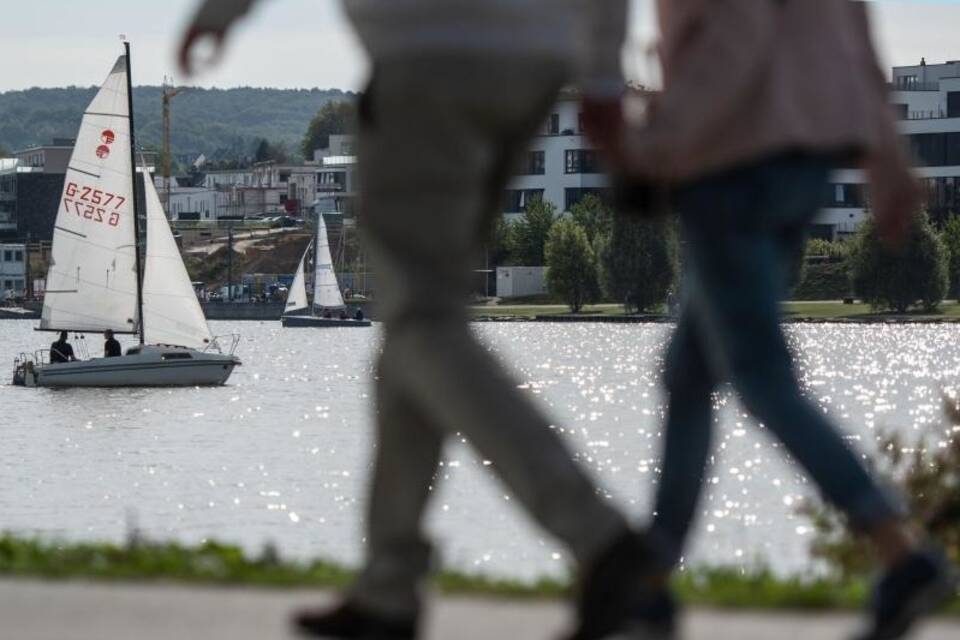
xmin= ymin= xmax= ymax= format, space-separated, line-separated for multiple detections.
xmin=0 ymin=1 xmax=957 ymax=92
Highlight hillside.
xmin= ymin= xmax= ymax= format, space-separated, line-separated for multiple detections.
xmin=0 ymin=85 xmax=356 ymax=163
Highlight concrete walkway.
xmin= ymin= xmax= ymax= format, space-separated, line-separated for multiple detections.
xmin=2 ymin=579 xmax=958 ymax=640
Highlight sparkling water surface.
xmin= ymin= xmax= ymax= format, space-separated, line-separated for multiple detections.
xmin=0 ymin=319 xmax=956 ymax=582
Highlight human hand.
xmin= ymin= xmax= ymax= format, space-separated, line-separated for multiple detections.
xmin=178 ymin=0 xmax=257 ymax=76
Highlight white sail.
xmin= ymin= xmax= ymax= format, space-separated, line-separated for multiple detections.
xmin=40 ymin=56 xmax=139 ymax=333
xmin=313 ymin=214 xmax=345 ymax=309
xmin=142 ymin=176 xmax=213 ymax=349
xmin=284 ymin=242 xmax=311 ymax=316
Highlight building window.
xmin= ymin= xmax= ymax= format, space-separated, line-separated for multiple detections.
xmin=922 ymin=177 xmax=960 ymax=225
xmin=517 ymin=151 xmax=545 ymax=176
xmin=908 ymin=132 xmax=960 ymax=167
xmin=825 ymin=183 xmax=865 ymax=208
xmin=565 ymin=150 xmax=600 ymax=174
xmin=14 ymin=250 xmax=23 ymax=262
xmin=547 ymin=114 xmax=560 ymax=135
xmin=949 ymin=92 xmax=960 ymax=119
xmin=578 ymin=112 xmax=585 ymax=133
xmin=503 ymin=189 xmax=546 ymax=213
xmin=2 ymin=250 xmax=11 ymax=262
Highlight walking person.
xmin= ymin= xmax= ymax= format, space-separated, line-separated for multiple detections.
xmin=586 ymin=1 xmax=957 ymax=638
xmin=180 ymin=2 xmax=665 ymax=639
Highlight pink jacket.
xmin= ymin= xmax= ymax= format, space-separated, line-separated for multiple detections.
xmin=629 ymin=0 xmax=917 ymax=220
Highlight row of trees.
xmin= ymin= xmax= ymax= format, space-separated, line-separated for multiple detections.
xmin=492 ymin=196 xmax=679 ymax=312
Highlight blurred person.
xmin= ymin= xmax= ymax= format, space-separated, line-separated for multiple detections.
xmin=180 ymin=2 xmax=665 ymax=640
xmin=585 ymin=1 xmax=957 ymax=638
xmin=103 ymin=330 xmax=122 ymax=358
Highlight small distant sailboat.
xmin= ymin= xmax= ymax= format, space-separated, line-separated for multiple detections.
xmin=12 ymin=44 xmax=240 ymax=387
xmin=282 ymin=213 xmax=370 ymax=328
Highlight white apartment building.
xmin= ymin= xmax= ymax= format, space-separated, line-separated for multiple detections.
xmin=506 ymin=89 xmax=609 ymax=220
xmin=0 ymin=242 xmax=26 ymax=295
xmin=815 ymin=59 xmax=960 ymax=239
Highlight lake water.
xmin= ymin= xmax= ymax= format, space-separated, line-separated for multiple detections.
xmin=0 ymin=319 xmax=956 ymax=582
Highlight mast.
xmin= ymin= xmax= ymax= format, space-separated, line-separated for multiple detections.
xmin=124 ymin=41 xmax=146 ymax=345
xmin=314 ymin=210 xmax=320 ymax=317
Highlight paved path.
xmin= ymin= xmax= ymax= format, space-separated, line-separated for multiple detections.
xmin=2 ymin=579 xmax=958 ymax=640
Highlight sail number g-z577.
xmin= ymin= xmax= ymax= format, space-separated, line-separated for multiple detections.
xmin=63 ymin=182 xmax=125 ymax=227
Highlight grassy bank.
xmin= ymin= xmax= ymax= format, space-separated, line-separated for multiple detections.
xmin=469 ymin=301 xmax=960 ymax=322
xmin=1 ymin=535 xmax=956 ymax=613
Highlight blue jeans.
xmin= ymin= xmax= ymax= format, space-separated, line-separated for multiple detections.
xmin=652 ymin=153 xmax=903 ymax=566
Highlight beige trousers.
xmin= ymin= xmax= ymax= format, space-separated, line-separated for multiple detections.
xmin=351 ymin=54 xmax=628 ymax=617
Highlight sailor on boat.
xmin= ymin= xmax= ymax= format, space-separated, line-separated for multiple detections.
xmin=104 ymin=330 xmax=122 ymax=358
xmin=49 ymin=332 xmax=76 ymax=364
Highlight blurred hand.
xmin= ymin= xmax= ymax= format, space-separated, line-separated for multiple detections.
xmin=178 ymin=0 xmax=257 ymax=76
xmin=868 ymin=154 xmax=921 ymax=248
xmin=582 ymin=96 xmax=627 ymax=169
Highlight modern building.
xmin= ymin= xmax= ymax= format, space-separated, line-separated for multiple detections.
xmin=0 ymin=242 xmax=27 ymax=296
xmin=505 ymin=89 xmax=610 ymax=220
xmin=314 ymin=135 xmax=359 ymax=216
xmin=0 ymin=140 xmax=157 ymax=242
xmin=815 ymin=58 xmax=960 ymax=239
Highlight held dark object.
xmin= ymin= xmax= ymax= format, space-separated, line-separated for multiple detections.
xmin=612 ymin=177 xmax=673 ymax=220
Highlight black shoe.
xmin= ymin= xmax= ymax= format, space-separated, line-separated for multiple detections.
xmin=564 ymin=530 xmax=677 ymax=640
xmin=854 ymin=547 xmax=957 ymax=640
xmin=292 ymin=600 xmax=418 ymax=640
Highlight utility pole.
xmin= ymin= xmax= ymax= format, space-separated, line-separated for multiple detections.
xmin=161 ymin=75 xmax=184 ymax=220
xmin=227 ymin=225 xmax=234 ymax=302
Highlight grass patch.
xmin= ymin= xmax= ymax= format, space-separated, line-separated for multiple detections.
xmin=1 ymin=535 xmax=957 ymax=613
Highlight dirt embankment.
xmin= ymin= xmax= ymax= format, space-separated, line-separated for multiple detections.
xmin=184 ymin=231 xmax=313 ymax=289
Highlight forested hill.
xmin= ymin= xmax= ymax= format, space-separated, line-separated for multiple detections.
xmin=0 ymin=86 xmax=355 ymax=162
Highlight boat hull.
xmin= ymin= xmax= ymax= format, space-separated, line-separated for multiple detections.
xmin=282 ymin=315 xmax=372 ymax=328
xmin=16 ymin=346 xmax=240 ymax=388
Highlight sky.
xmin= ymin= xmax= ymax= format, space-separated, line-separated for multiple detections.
xmin=0 ymin=1 xmax=958 ymax=92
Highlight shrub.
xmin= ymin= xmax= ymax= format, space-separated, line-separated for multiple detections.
xmin=545 ymin=219 xmax=598 ymax=312
xmin=848 ymin=211 xmax=948 ymax=313
xmin=940 ymin=214 xmax=960 ymax=298
xmin=601 ymin=216 xmax=678 ymax=313
xmin=799 ymin=397 xmax=960 ymax=579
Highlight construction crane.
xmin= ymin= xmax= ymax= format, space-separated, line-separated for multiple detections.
xmin=161 ymin=75 xmax=185 ymax=219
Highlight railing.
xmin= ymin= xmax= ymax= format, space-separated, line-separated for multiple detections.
xmin=206 ymin=333 xmax=241 ymax=356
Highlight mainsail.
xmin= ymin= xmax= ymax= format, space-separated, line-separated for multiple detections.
xmin=313 ymin=214 xmax=345 ymax=309
xmin=40 ymin=56 xmax=139 ymax=333
xmin=142 ymin=177 xmax=212 ymax=349
xmin=284 ymin=242 xmax=311 ymax=315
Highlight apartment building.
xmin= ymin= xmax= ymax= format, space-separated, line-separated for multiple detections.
xmin=0 ymin=242 xmax=26 ymax=296
xmin=816 ymin=59 xmax=960 ymax=239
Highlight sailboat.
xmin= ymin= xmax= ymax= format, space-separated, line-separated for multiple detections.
xmin=12 ymin=45 xmax=240 ymax=387
xmin=281 ymin=213 xmax=370 ymax=328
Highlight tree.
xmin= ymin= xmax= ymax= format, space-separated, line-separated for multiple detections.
xmin=301 ymin=101 xmax=356 ymax=158
xmin=602 ymin=216 xmax=678 ymax=313
xmin=940 ymin=214 xmax=960 ymax=299
xmin=254 ymin=139 xmax=289 ymax=164
xmin=849 ymin=211 xmax=949 ymax=313
xmin=570 ymin=194 xmax=613 ymax=246
xmin=0 ymin=144 xmax=9 ymax=158
xmin=512 ymin=197 xmax=557 ymax=266
xmin=545 ymin=219 xmax=598 ymax=312
xmin=488 ymin=215 xmax=516 ymax=267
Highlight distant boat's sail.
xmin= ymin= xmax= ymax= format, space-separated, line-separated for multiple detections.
xmin=142 ymin=177 xmax=212 ymax=349
xmin=284 ymin=242 xmax=311 ymax=316
xmin=40 ymin=56 xmax=139 ymax=333
xmin=313 ymin=214 xmax=345 ymax=309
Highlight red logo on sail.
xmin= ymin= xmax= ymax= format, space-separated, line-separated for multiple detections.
xmin=96 ymin=145 xmax=111 ymax=159
xmin=101 ymin=130 xmax=115 ymax=145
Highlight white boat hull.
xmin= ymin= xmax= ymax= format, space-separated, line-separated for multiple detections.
xmin=14 ymin=345 xmax=240 ymax=388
